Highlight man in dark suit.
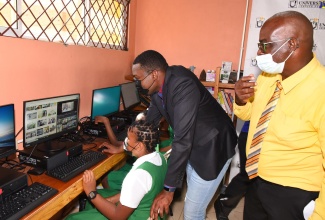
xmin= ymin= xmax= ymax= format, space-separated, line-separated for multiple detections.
xmin=132 ymin=50 xmax=238 ymax=220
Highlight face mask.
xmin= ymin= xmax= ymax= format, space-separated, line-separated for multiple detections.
xmin=136 ymin=80 xmax=155 ymax=96
xmin=123 ymin=137 xmax=137 ymax=156
xmin=123 ymin=145 xmax=132 ymax=156
xmin=135 ymin=72 xmax=156 ymax=96
xmin=136 ymin=84 xmax=150 ymax=96
xmin=256 ymin=39 xmax=294 ymax=74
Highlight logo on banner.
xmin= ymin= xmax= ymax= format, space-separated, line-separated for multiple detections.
xmin=310 ymin=18 xmax=319 ymax=29
xmin=288 ymin=0 xmax=298 ymax=7
xmin=251 ymin=57 xmax=258 ymax=67
xmin=319 ymin=22 xmax=325 ymax=29
xmin=288 ymin=1 xmax=325 ymax=8
xmin=256 ymin=17 xmax=265 ymax=28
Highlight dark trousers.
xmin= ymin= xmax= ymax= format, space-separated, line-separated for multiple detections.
xmin=214 ymin=132 xmax=249 ymax=216
xmin=222 ymin=132 xmax=249 ymax=202
xmin=244 ymin=177 xmax=319 ymax=220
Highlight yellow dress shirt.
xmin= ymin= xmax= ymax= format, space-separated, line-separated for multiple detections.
xmin=234 ymin=56 xmax=325 ymax=220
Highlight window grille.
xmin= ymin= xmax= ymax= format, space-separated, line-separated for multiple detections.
xmin=0 ymin=0 xmax=130 ymax=50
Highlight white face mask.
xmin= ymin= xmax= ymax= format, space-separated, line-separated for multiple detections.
xmin=123 ymin=137 xmax=135 ymax=156
xmin=256 ymin=39 xmax=294 ymax=74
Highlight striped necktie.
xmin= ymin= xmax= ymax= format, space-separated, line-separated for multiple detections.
xmin=245 ymin=80 xmax=283 ymax=179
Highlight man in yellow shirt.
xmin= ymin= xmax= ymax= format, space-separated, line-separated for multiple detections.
xmin=234 ymin=11 xmax=325 ymax=220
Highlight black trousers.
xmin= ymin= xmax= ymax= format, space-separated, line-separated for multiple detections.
xmin=214 ymin=131 xmax=249 ymax=216
xmin=223 ymin=132 xmax=249 ymax=200
xmin=223 ymin=132 xmax=249 ymax=206
xmin=244 ymin=177 xmax=319 ymax=220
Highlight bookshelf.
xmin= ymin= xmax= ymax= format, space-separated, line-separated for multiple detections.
xmin=201 ymin=67 xmax=237 ymax=125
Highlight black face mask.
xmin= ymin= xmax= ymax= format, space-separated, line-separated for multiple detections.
xmin=135 ymin=78 xmax=155 ymax=96
xmin=135 ymin=79 xmax=149 ymax=96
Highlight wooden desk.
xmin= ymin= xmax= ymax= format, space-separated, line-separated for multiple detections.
xmin=21 ymin=142 xmax=126 ymax=220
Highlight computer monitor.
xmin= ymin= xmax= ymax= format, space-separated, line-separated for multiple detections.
xmin=23 ymin=94 xmax=80 ymax=152
xmin=91 ymin=86 xmax=121 ymax=120
xmin=120 ymin=82 xmax=141 ymax=110
xmin=0 ymin=104 xmax=16 ymax=159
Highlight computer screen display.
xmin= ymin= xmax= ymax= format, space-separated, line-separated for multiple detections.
xmin=91 ymin=86 xmax=121 ymax=120
xmin=120 ymin=82 xmax=141 ymax=110
xmin=0 ymin=104 xmax=16 ymax=159
xmin=23 ymin=94 xmax=80 ymax=150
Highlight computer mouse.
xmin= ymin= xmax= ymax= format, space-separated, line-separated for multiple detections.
xmin=27 ymin=167 xmax=45 ymax=175
xmin=97 ymin=146 xmax=108 ymax=152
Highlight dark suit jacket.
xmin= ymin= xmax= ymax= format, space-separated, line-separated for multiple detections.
xmin=146 ymin=66 xmax=238 ymax=188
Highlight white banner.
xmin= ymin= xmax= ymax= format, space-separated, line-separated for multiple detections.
xmin=243 ymin=0 xmax=325 ymax=77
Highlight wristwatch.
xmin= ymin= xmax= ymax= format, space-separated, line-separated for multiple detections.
xmin=164 ymin=186 xmax=176 ymax=192
xmin=88 ymin=191 xmax=98 ymax=200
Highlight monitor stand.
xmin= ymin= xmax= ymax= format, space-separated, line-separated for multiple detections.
xmin=36 ymin=140 xmax=67 ymax=153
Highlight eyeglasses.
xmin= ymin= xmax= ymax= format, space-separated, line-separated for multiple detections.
xmin=123 ymin=137 xmax=139 ymax=151
xmin=257 ymin=38 xmax=290 ymax=53
xmin=134 ymin=70 xmax=154 ymax=88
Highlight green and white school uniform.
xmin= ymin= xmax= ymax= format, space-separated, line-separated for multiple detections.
xmin=66 ymin=152 xmax=167 ymax=220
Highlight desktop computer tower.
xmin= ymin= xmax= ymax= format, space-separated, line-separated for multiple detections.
xmin=0 ymin=167 xmax=28 ymax=198
xmin=18 ymin=142 xmax=83 ymax=170
xmin=82 ymin=119 xmax=127 ymax=137
xmin=18 ymin=147 xmax=69 ymax=171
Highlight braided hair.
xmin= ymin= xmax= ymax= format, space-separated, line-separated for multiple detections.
xmin=128 ymin=120 xmax=160 ymax=153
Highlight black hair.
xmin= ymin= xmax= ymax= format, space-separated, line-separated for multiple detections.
xmin=133 ymin=50 xmax=169 ymax=73
xmin=128 ymin=120 xmax=159 ymax=153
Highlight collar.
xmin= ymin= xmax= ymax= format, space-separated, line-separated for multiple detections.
xmin=281 ymin=53 xmax=317 ymax=94
xmin=159 ymin=79 xmax=164 ymax=93
xmin=158 ymin=79 xmax=165 ymax=99
xmin=132 ymin=151 xmax=158 ymax=169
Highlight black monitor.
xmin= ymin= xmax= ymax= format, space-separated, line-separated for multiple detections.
xmin=23 ymin=94 xmax=80 ymax=152
xmin=120 ymin=82 xmax=141 ymax=110
xmin=0 ymin=104 xmax=16 ymax=159
xmin=91 ymin=86 xmax=121 ymax=120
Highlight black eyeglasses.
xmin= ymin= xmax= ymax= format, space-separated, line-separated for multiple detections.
xmin=257 ymin=38 xmax=290 ymax=53
xmin=123 ymin=137 xmax=139 ymax=151
xmin=134 ymin=70 xmax=154 ymax=88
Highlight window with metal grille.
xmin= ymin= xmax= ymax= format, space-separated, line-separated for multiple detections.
xmin=0 ymin=0 xmax=130 ymax=50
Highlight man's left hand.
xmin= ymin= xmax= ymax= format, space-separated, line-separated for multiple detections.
xmin=150 ymin=190 xmax=174 ymax=219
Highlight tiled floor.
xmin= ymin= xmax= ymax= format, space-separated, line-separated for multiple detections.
xmin=167 ymin=185 xmax=244 ymax=220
